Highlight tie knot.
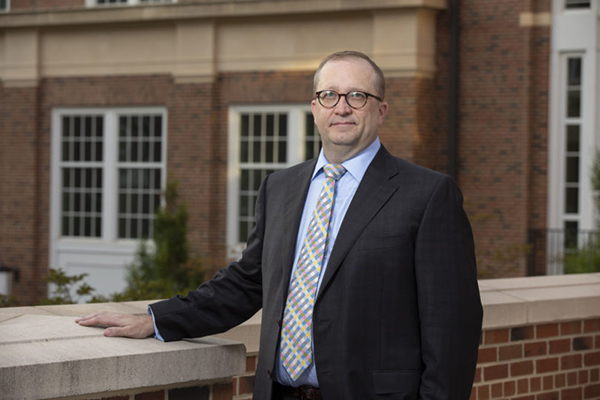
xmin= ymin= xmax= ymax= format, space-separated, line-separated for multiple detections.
xmin=323 ymin=164 xmax=346 ymax=181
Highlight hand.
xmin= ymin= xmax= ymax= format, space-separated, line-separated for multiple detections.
xmin=75 ymin=312 xmax=154 ymax=339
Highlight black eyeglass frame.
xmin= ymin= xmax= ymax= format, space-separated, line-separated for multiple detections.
xmin=315 ymin=90 xmax=383 ymax=109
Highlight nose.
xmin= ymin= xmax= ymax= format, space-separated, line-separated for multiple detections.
xmin=333 ymin=94 xmax=352 ymax=115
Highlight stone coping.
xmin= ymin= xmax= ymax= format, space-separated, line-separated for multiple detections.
xmin=478 ymin=273 xmax=600 ymax=329
xmin=0 ymin=300 xmax=246 ymax=400
xmin=1 ymin=274 xmax=599 ymax=399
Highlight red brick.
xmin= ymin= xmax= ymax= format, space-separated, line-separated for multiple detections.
xmin=134 ymin=391 xmax=164 ymax=400
xmin=237 ymin=375 xmax=254 ymax=395
xmin=549 ymin=338 xmax=571 ymax=354
xmin=511 ymin=360 xmax=534 ymax=377
xmin=245 ymin=355 xmax=257 ymax=373
xmin=579 ymin=370 xmax=589 ymax=385
xmin=555 ymin=373 xmax=566 ymax=388
xmin=505 ymin=380 xmax=516 ymax=396
xmin=211 ymin=382 xmax=233 ymax=400
xmin=573 ymin=336 xmax=594 ymax=351
xmin=100 ymin=397 xmax=129 ymax=400
xmin=525 ymin=341 xmax=547 ymax=357
xmin=484 ymin=364 xmax=509 ymax=381
xmin=561 ymin=321 xmax=582 ymax=336
xmin=511 ymin=326 xmax=535 ymax=341
xmin=499 ymin=344 xmax=523 ymax=361
xmin=535 ymin=392 xmax=559 ymax=400
xmin=543 ymin=375 xmax=553 ymax=390
xmin=591 ymin=368 xmax=600 ymax=382
xmin=567 ymin=371 xmax=577 ymax=386
xmin=485 ymin=328 xmax=510 ymax=345
xmin=478 ymin=384 xmax=490 ymax=400
xmin=513 ymin=397 xmax=535 ymax=400
xmin=491 ymin=382 xmax=503 ymax=398
xmin=518 ymin=378 xmax=529 ymax=394
xmin=584 ymin=383 xmax=600 ymax=399
xmin=585 ymin=351 xmax=600 ymax=367
xmin=561 ymin=354 xmax=582 ymax=370
xmin=596 ymin=334 xmax=600 ymax=349
xmin=537 ymin=323 xmax=559 ymax=339
xmin=561 ymin=387 xmax=582 ymax=400
xmin=479 ymin=347 xmax=497 ymax=363
xmin=584 ymin=318 xmax=600 ymax=333
xmin=537 ymin=358 xmax=559 ymax=373
xmin=474 ymin=367 xmax=482 ymax=383
xmin=531 ymin=376 xmax=541 ymax=392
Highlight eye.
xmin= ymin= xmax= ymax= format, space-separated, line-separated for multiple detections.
xmin=320 ymin=91 xmax=338 ymax=99
xmin=348 ymin=92 xmax=367 ymax=101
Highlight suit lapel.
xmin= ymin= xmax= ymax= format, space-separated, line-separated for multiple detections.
xmin=279 ymin=160 xmax=316 ymax=299
xmin=317 ymin=147 xmax=400 ymax=300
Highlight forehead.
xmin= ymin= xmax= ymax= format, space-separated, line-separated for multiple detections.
xmin=317 ymin=58 xmax=377 ymax=91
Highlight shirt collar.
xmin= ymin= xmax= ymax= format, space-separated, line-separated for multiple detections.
xmin=312 ymin=137 xmax=381 ymax=183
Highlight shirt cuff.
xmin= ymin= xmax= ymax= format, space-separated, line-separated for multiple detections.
xmin=147 ymin=305 xmax=165 ymax=342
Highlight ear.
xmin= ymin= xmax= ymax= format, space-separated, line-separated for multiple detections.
xmin=378 ymin=101 xmax=389 ymax=126
xmin=311 ymin=99 xmax=318 ymax=123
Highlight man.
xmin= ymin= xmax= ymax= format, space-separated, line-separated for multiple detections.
xmin=77 ymin=51 xmax=483 ymax=400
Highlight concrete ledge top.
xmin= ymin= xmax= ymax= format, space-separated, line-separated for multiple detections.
xmin=0 ymin=301 xmax=246 ymax=400
xmin=479 ymin=273 xmax=600 ymax=329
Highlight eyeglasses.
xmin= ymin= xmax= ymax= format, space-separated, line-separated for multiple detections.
xmin=315 ymin=90 xmax=382 ymax=109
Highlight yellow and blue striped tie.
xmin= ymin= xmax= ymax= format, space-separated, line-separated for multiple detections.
xmin=280 ymin=163 xmax=347 ymax=380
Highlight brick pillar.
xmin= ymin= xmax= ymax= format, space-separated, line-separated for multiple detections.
xmin=0 ymin=84 xmax=45 ymax=305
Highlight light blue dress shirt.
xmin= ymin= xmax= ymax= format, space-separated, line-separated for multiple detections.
xmin=275 ymin=137 xmax=381 ymax=387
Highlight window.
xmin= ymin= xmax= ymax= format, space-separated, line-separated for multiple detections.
xmin=57 ymin=110 xmax=166 ymax=242
xmin=565 ymin=0 xmax=591 ymax=9
xmin=0 ymin=0 xmax=9 ymax=12
xmin=228 ymin=106 xmax=320 ymax=257
xmin=562 ymin=56 xmax=583 ymax=247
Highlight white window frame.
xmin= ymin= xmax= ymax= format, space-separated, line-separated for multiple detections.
xmin=548 ymin=0 xmax=599 ymax=273
xmin=50 ymin=107 xmax=167 ymax=298
xmin=227 ymin=104 xmax=315 ymax=259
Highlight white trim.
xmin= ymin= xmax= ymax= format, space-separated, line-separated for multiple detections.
xmin=227 ymin=104 xmax=312 ymax=260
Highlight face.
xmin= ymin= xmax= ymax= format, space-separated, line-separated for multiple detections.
xmin=311 ymin=58 xmax=388 ymax=163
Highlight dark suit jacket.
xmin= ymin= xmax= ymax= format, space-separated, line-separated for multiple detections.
xmin=151 ymin=146 xmax=483 ymax=400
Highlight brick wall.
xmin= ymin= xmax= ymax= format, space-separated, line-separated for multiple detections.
xmin=457 ymin=0 xmax=551 ymax=278
xmin=0 ymin=84 xmax=46 ymax=304
xmin=473 ymin=319 xmax=600 ymax=400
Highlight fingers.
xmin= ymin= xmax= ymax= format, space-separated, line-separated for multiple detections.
xmin=75 ymin=312 xmax=154 ymax=339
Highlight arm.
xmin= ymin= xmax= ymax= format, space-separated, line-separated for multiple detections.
xmin=145 ymin=175 xmax=269 ymax=341
xmin=77 ymin=175 xmax=269 ymax=341
xmin=415 ymin=176 xmax=483 ymax=399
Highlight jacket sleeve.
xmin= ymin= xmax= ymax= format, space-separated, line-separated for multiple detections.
xmin=415 ymin=176 xmax=483 ymax=399
xmin=149 ymin=175 xmax=269 ymax=341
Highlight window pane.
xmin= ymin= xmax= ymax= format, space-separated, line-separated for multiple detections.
xmin=566 ymin=125 xmax=580 ymax=152
xmin=565 ymin=187 xmax=579 ymax=213
xmin=566 ymin=157 xmax=579 ymax=183
xmin=567 ymin=90 xmax=581 ymax=118
xmin=565 ymin=0 xmax=590 ymax=9
xmin=567 ymin=58 xmax=581 ymax=86
xmin=564 ymin=221 xmax=579 ymax=250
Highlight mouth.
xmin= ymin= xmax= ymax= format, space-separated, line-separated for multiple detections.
xmin=330 ymin=121 xmax=355 ymax=127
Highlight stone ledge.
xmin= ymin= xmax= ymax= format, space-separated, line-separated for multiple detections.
xmin=479 ymin=273 xmax=600 ymax=329
xmin=0 ymin=301 xmax=246 ymax=400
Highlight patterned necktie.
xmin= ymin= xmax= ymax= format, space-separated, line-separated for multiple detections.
xmin=280 ymin=163 xmax=347 ymax=380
